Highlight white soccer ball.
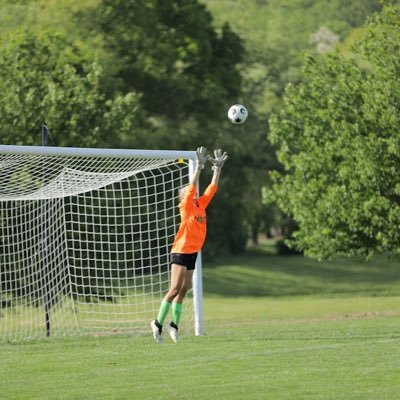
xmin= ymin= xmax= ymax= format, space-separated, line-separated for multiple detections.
xmin=227 ymin=104 xmax=248 ymax=124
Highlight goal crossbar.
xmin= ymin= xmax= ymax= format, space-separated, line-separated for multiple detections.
xmin=0 ymin=144 xmax=197 ymax=161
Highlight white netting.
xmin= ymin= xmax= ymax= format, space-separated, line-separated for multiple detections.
xmin=0 ymin=147 xmax=194 ymax=342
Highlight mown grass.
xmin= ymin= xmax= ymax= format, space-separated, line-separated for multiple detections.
xmin=1 ymin=310 xmax=399 ymax=400
xmin=1 ymin=243 xmax=400 ymax=399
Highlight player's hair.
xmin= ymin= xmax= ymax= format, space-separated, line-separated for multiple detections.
xmin=179 ymin=185 xmax=188 ymax=194
xmin=178 ymin=185 xmax=188 ymax=200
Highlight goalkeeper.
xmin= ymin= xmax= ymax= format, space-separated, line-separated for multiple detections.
xmin=151 ymin=146 xmax=228 ymax=343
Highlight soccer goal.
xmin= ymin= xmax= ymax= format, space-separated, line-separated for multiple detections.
xmin=0 ymin=145 xmax=204 ymax=342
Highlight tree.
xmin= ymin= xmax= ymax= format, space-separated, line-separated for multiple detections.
xmin=0 ymin=30 xmax=140 ymax=147
xmin=92 ymin=0 xmax=244 ymax=123
xmin=267 ymin=2 xmax=400 ymax=259
xmin=84 ymin=0 xmax=264 ymax=257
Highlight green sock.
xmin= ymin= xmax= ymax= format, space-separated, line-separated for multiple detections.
xmin=156 ymin=300 xmax=171 ymax=325
xmin=171 ymin=302 xmax=183 ymax=326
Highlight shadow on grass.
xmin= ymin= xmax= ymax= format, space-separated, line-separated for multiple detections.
xmin=202 ymin=244 xmax=400 ymax=297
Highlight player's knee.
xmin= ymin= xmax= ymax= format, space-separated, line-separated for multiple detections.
xmin=167 ymin=287 xmax=180 ymax=299
xmin=179 ymin=286 xmax=190 ymax=298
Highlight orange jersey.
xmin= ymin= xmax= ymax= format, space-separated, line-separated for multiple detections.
xmin=171 ymin=183 xmax=218 ymax=254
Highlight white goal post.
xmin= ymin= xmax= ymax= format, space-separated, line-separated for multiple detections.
xmin=0 ymin=144 xmax=204 ymax=342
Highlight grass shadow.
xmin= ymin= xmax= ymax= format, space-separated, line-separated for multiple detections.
xmin=202 ymin=242 xmax=400 ymax=297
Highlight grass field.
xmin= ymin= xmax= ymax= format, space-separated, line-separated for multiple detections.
xmin=1 ymin=242 xmax=400 ymax=399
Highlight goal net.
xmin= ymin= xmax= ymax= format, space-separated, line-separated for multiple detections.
xmin=0 ymin=145 xmax=203 ymax=342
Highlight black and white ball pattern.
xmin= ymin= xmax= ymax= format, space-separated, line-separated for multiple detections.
xmin=227 ymin=104 xmax=248 ymax=124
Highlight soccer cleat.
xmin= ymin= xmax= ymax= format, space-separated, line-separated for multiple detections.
xmin=166 ymin=322 xmax=180 ymax=344
xmin=151 ymin=320 xmax=163 ymax=343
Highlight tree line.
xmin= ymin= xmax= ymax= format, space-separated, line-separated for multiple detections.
xmin=0 ymin=0 xmax=389 ymax=259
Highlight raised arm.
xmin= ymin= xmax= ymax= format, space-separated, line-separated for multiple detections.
xmin=209 ymin=149 xmax=229 ymax=186
xmin=190 ymin=146 xmax=209 ymax=186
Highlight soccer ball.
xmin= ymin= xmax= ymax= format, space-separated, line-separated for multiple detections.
xmin=227 ymin=104 xmax=248 ymax=124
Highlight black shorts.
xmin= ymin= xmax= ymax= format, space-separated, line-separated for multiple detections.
xmin=170 ymin=252 xmax=198 ymax=270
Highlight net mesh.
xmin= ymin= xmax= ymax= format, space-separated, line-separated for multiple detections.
xmin=0 ymin=149 xmax=193 ymax=342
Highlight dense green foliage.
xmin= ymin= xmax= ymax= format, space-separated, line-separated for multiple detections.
xmin=203 ymin=0 xmax=380 ymax=112
xmin=268 ymin=2 xmax=400 ymax=259
xmin=85 ymin=0 xmax=260 ymax=255
xmin=202 ymin=0 xmax=381 ymax=252
xmin=95 ymin=1 xmax=243 ymax=121
xmin=0 ymin=30 xmax=140 ymax=147
xmin=0 ymin=0 xmax=383 ymax=257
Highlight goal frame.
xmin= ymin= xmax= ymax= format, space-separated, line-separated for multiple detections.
xmin=0 ymin=144 xmax=205 ymax=336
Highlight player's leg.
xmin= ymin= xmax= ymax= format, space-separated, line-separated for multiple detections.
xmin=166 ymin=269 xmax=194 ymax=344
xmin=151 ymin=263 xmax=187 ymax=343
xmin=173 ymin=268 xmax=194 ymax=321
